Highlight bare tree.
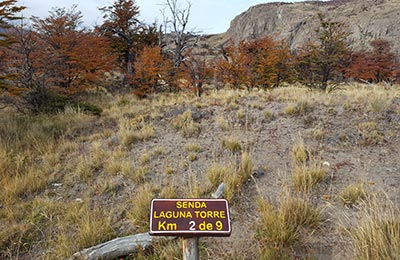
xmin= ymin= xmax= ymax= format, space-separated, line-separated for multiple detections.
xmin=161 ymin=0 xmax=196 ymax=67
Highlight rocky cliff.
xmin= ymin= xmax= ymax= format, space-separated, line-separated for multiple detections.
xmin=222 ymin=0 xmax=400 ymax=53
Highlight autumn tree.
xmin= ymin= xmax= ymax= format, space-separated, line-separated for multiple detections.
xmin=215 ymin=36 xmax=293 ymax=90
xmin=215 ymin=42 xmax=249 ymax=89
xmin=345 ymin=39 xmax=397 ymax=83
xmin=0 ymin=0 xmax=25 ymax=98
xmin=99 ymin=0 xmax=158 ymax=78
xmin=32 ymin=6 xmax=116 ymax=92
xmin=296 ymin=14 xmax=350 ymax=91
xmin=240 ymin=36 xmax=293 ymax=89
xmin=132 ymin=46 xmax=173 ymax=97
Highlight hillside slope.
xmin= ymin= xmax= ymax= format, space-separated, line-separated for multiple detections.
xmin=1 ymin=84 xmax=399 ymax=259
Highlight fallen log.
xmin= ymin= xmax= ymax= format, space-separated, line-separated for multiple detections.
xmin=69 ymin=233 xmax=161 ymax=260
xmin=69 ymin=182 xmax=225 ymax=260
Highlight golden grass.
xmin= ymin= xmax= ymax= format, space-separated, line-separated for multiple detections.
xmin=257 ymin=192 xmax=322 ymax=252
xmin=184 ymin=143 xmax=201 ymax=153
xmin=221 ymin=137 xmax=242 ymax=154
xmin=340 ymin=182 xmax=366 ymax=206
xmin=292 ymin=161 xmax=327 ymax=194
xmin=48 ymin=201 xmax=115 ymax=259
xmin=225 ymin=152 xmax=253 ymax=202
xmin=172 ymin=109 xmax=200 ymax=137
xmin=118 ymin=122 xmax=155 ymax=146
xmin=128 ymin=185 xmax=154 ymax=232
xmin=291 ymin=141 xmax=308 ymax=165
xmin=284 ymin=100 xmax=310 ymax=116
xmin=357 ymin=121 xmax=384 ymax=145
xmin=263 ymin=109 xmax=274 ymax=121
xmin=216 ymin=116 xmax=231 ymax=131
xmin=346 ymin=195 xmax=400 ymax=260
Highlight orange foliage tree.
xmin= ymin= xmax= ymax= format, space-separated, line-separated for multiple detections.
xmin=241 ymin=36 xmax=293 ymax=89
xmin=31 ymin=6 xmax=116 ymax=93
xmin=0 ymin=0 xmax=25 ymax=97
xmin=132 ymin=46 xmax=173 ymax=97
xmin=215 ymin=36 xmax=293 ymax=90
xmin=345 ymin=39 xmax=397 ymax=83
xmin=215 ymin=42 xmax=250 ymax=89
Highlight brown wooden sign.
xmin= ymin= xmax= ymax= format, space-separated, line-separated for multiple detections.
xmin=149 ymin=199 xmax=231 ymax=237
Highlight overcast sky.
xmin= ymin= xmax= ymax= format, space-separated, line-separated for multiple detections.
xmin=20 ymin=0 xmax=309 ymax=34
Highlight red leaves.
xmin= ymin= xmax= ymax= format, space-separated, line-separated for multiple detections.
xmin=345 ymin=39 xmax=397 ymax=83
xmin=215 ymin=36 xmax=293 ymax=89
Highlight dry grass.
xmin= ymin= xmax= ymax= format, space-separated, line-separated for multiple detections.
xmin=172 ymin=109 xmax=200 ymax=137
xmin=225 ymin=152 xmax=253 ymax=202
xmin=48 ymin=201 xmax=115 ymax=259
xmin=291 ymin=141 xmax=308 ymax=165
xmin=339 ymin=182 xmax=367 ymax=206
xmin=346 ymin=195 xmax=400 ymax=260
xmin=257 ymin=192 xmax=322 ymax=256
xmin=128 ymin=185 xmax=154 ymax=232
xmin=357 ymin=121 xmax=384 ymax=145
xmin=216 ymin=116 xmax=231 ymax=131
xmin=207 ymin=164 xmax=232 ymax=188
xmin=284 ymin=100 xmax=310 ymax=116
xmin=221 ymin=137 xmax=242 ymax=154
xmin=184 ymin=142 xmax=201 ymax=153
xmin=118 ymin=120 xmax=155 ymax=145
xmin=1 ymin=84 xmax=400 ymax=259
xmin=292 ymin=161 xmax=327 ymax=193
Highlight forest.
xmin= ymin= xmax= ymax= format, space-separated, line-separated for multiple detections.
xmin=1 ymin=0 xmax=399 ymax=114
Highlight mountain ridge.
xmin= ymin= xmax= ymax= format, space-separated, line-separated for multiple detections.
xmin=213 ymin=0 xmax=400 ymax=52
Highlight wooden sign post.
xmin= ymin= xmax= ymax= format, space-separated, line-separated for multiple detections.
xmin=149 ymin=198 xmax=231 ymax=260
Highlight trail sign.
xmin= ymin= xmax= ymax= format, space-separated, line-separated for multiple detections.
xmin=149 ymin=199 xmax=231 ymax=237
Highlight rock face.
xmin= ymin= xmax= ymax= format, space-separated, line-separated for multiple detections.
xmin=223 ymin=0 xmax=400 ymax=52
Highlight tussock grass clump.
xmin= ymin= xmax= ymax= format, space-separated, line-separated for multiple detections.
xmin=311 ymin=126 xmax=325 ymax=141
xmin=225 ymin=152 xmax=253 ymax=202
xmin=49 ymin=201 xmax=115 ymax=259
xmin=292 ymin=162 xmax=327 ymax=193
xmin=118 ymin=119 xmax=155 ymax=146
xmin=172 ymin=109 xmax=200 ymax=137
xmin=128 ymin=185 xmax=154 ymax=232
xmin=221 ymin=137 xmax=242 ymax=154
xmin=128 ymin=166 xmax=149 ymax=183
xmin=257 ymin=193 xmax=322 ymax=257
xmin=291 ymin=141 xmax=308 ymax=165
xmin=340 ymin=182 xmax=366 ymax=206
xmin=357 ymin=121 xmax=383 ymax=145
xmin=207 ymin=164 xmax=231 ymax=188
xmin=216 ymin=116 xmax=231 ymax=131
xmin=347 ymin=196 xmax=400 ymax=260
xmin=284 ymin=100 xmax=310 ymax=116
xmin=263 ymin=109 xmax=274 ymax=121
xmin=1 ymin=167 xmax=50 ymax=204
xmin=369 ymin=95 xmax=392 ymax=113
xmin=184 ymin=143 xmax=201 ymax=153
xmin=206 ymin=152 xmax=253 ymax=202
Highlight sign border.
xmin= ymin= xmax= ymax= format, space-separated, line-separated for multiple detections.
xmin=149 ymin=198 xmax=231 ymax=236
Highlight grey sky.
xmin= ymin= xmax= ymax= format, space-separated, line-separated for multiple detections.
xmin=20 ymin=0 xmax=309 ymax=34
